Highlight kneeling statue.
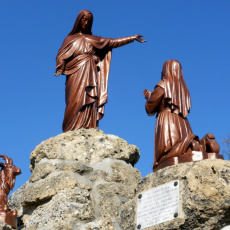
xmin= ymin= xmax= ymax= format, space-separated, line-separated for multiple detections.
xmin=144 ymin=60 xmax=223 ymax=172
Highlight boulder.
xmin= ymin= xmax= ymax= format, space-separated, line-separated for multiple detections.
xmin=0 ymin=222 xmax=14 ymax=230
xmin=135 ymin=159 xmax=230 ymax=230
xmin=8 ymin=129 xmax=230 ymax=229
xmin=9 ymin=129 xmax=141 ymax=230
xmin=30 ymin=129 xmax=140 ymax=171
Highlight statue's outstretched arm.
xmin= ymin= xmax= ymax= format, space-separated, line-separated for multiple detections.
xmin=108 ymin=35 xmax=146 ymax=48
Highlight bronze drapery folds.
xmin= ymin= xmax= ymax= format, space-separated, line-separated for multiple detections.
xmin=55 ymin=10 xmax=146 ymax=132
xmin=0 ymin=155 xmax=21 ymax=229
xmin=144 ymin=60 xmax=223 ymax=172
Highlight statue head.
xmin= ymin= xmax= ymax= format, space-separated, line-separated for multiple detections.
xmin=161 ymin=60 xmax=183 ymax=82
xmin=161 ymin=60 xmax=191 ymax=118
xmin=0 ymin=155 xmax=21 ymax=191
xmin=69 ymin=10 xmax=93 ymax=35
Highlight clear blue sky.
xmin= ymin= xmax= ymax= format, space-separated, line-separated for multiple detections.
xmin=1 ymin=1 xmax=230 ymax=191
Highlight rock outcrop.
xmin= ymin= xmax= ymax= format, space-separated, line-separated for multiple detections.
xmin=0 ymin=222 xmax=13 ymax=230
xmin=135 ymin=159 xmax=230 ymax=230
xmin=8 ymin=129 xmax=230 ymax=229
xmin=29 ymin=129 xmax=140 ymax=170
xmin=9 ymin=129 xmax=141 ymax=229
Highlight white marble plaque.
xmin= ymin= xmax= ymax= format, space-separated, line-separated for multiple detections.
xmin=136 ymin=180 xmax=179 ymax=229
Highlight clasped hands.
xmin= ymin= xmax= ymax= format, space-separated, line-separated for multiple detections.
xmin=143 ymin=89 xmax=151 ymax=100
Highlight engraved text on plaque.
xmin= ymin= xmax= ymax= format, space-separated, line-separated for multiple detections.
xmin=136 ymin=180 xmax=179 ymax=229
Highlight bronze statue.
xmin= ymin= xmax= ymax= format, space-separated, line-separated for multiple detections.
xmin=0 ymin=155 xmax=21 ymax=228
xmin=144 ymin=60 xmax=223 ymax=172
xmin=55 ymin=10 xmax=146 ymax=132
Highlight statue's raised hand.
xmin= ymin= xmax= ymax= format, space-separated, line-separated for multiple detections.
xmin=135 ymin=35 xmax=147 ymax=43
xmin=143 ymin=89 xmax=151 ymax=100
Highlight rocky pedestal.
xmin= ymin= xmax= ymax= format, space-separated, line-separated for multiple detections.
xmin=8 ymin=129 xmax=230 ymax=230
xmin=0 ymin=222 xmax=14 ymax=230
xmin=9 ymin=129 xmax=141 ymax=230
xmin=134 ymin=159 xmax=230 ymax=230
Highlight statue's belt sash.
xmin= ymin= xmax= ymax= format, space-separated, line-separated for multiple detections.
xmin=64 ymin=54 xmax=98 ymax=75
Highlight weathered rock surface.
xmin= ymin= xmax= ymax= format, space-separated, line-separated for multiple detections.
xmin=8 ymin=129 xmax=230 ymax=229
xmin=136 ymin=159 xmax=230 ymax=230
xmin=18 ymin=158 xmax=141 ymax=229
xmin=23 ymin=187 xmax=94 ymax=229
xmin=30 ymin=129 xmax=140 ymax=170
xmin=0 ymin=222 xmax=14 ymax=230
xmin=9 ymin=129 xmax=141 ymax=230
xmin=8 ymin=183 xmax=28 ymax=228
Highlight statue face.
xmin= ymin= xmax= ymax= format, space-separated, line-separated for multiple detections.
xmin=80 ymin=14 xmax=92 ymax=31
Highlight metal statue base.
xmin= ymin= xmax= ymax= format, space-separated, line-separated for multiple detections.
xmin=154 ymin=151 xmax=224 ymax=172
xmin=0 ymin=211 xmax=17 ymax=229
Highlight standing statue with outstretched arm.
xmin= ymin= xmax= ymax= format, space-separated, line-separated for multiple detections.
xmin=144 ymin=60 xmax=223 ymax=172
xmin=55 ymin=10 xmax=146 ymax=132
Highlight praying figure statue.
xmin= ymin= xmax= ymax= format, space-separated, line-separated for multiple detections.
xmin=55 ymin=10 xmax=146 ymax=132
xmin=144 ymin=60 xmax=223 ymax=172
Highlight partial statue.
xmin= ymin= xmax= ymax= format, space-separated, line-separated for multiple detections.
xmin=0 ymin=155 xmax=21 ymax=228
xmin=144 ymin=60 xmax=223 ymax=172
xmin=55 ymin=10 xmax=146 ymax=132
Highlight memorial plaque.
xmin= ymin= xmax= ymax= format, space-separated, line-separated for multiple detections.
xmin=136 ymin=180 xmax=179 ymax=229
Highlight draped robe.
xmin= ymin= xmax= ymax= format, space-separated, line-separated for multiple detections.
xmin=145 ymin=82 xmax=196 ymax=170
xmin=145 ymin=60 xmax=197 ymax=170
xmin=56 ymin=34 xmax=113 ymax=132
xmin=145 ymin=60 xmax=222 ymax=171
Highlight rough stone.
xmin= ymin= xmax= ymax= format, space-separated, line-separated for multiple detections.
xmin=136 ymin=159 xmax=230 ymax=230
xmin=29 ymin=159 xmax=93 ymax=182
xmin=97 ymin=182 xmax=135 ymax=201
xmin=80 ymin=217 xmax=116 ymax=230
xmin=88 ymin=169 xmax=109 ymax=182
xmin=30 ymin=129 xmax=140 ymax=171
xmin=9 ymin=129 xmax=230 ymax=230
xmin=22 ymin=187 xmax=94 ymax=230
xmin=22 ymin=171 xmax=79 ymax=206
xmin=8 ymin=183 xmax=28 ymax=228
xmin=111 ymin=161 xmax=142 ymax=188
xmin=95 ymin=181 xmax=137 ymax=226
xmin=9 ymin=130 xmax=141 ymax=229
xmin=87 ymin=159 xmax=141 ymax=222
xmin=120 ymin=199 xmax=136 ymax=230
xmin=0 ymin=222 xmax=14 ymax=230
